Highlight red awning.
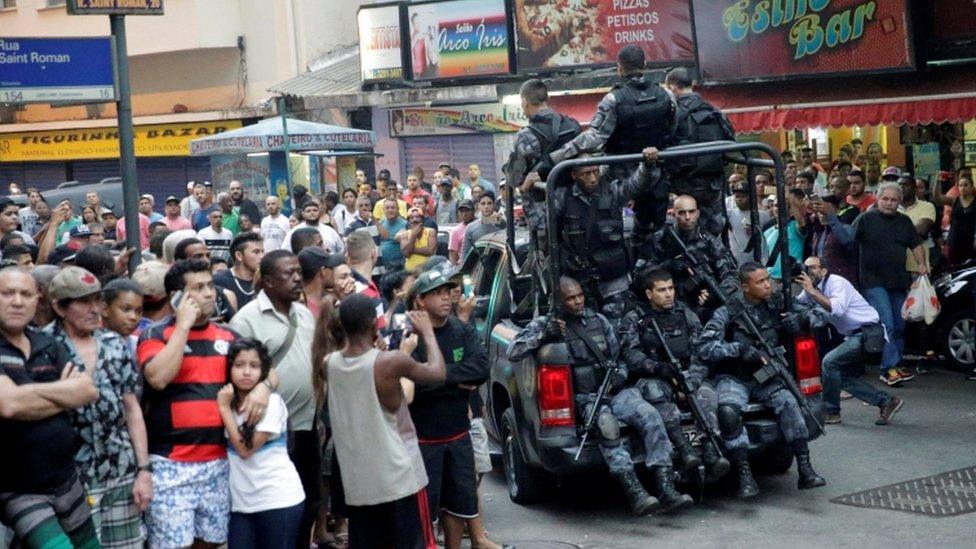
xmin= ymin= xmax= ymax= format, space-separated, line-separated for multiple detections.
xmin=712 ymin=93 xmax=976 ymax=134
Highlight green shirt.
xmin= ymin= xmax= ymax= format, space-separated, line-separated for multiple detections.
xmin=222 ymin=209 xmax=240 ymax=235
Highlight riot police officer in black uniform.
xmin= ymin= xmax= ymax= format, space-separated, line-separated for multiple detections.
xmin=508 ymin=276 xmax=692 ymax=515
xmin=551 ymin=148 xmax=662 ymax=329
xmin=664 ymin=67 xmax=736 ymax=237
xmin=504 ymin=78 xmax=582 ymax=233
xmin=698 ymin=262 xmax=828 ymax=498
xmin=620 ymin=269 xmax=731 ymax=482
xmin=550 ymin=45 xmax=676 ymax=242
xmin=641 ymin=195 xmax=739 ymax=321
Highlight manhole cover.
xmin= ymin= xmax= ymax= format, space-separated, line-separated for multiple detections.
xmin=830 ymin=465 xmax=976 ymax=517
xmin=506 ymin=542 xmax=582 ymax=549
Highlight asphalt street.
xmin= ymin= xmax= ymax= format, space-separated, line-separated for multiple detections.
xmin=477 ymin=366 xmax=976 ymax=549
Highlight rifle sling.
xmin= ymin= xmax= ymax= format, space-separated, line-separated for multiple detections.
xmin=567 ymin=320 xmax=609 ymax=364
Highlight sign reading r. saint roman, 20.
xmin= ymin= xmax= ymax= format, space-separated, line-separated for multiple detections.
xmin=67 ymin=0 xmax=164 ymax=16
xmin=0 ymin=37 xmax=117 ymax=104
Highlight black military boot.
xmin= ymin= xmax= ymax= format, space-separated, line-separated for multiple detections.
xmin=614 ymin=468 xmax=660 ymax=516
xmin=650 ymin=466 xmax=694 ymax=512
xmin=791 ymin=440 xmax=827 ymax=490
xmin=670 ymin=430 xmax=703 ymax=472
xmin=729 ymin=449 xmax=759 ymax=499
xmin=701 ymin=441 xmax=731 ymax=483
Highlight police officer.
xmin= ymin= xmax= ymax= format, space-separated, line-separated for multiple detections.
xmin=698 ymin=262 xmax=828 ymax=498
xmin=505 ymin=79 xmax=582 ymax=233
xmin=508 ymin=276 xmax=692 ymax=515
xmin=663 ymin=67 xmax=736 ymax=237
xmin=641 ymin=195 xmax=739 ymax=320
xmin=550 ymin=45 xmax=676 ymax=241
xmin=552 ymin=148 xmax=662 ymax=329
xmin=620 ymin=269 xmax=731 ymax=482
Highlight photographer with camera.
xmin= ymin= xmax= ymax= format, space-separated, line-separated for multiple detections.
xmin=796 ymin=256 xmax=904 ymax=426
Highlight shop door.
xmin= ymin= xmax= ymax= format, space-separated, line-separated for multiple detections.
xmin=403 ymin=134 xmax=497 ymax=184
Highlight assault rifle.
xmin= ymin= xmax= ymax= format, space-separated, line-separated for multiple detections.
xmin=647 ymin=317 xmax=724 ymax=457
xmin=569 ymin=321 xmax=622 ymax=461
xmin=735 ymin=307 xmax=827 ymax=437
xmin=665 ymin=226 xmax=726 ymax=305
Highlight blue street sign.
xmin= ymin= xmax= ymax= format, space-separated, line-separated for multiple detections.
xmin=0 ymin=37 xmax=116 ymax=104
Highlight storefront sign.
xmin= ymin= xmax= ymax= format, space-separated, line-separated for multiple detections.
xmin=0 ymin=120 xmax=242 ymax=162
xmin=514 ymin=0 xmax=694 ymax=71
xmin=407 ymin=0 xmax=510 ymax=80
xmin=691 ymin=0 xmax=914 ymax=83
xmin=358 ymin=4 xmax=404 ymax=82
xmin=0 ymin=37 xmax=116 ymax=104
xmin=389 ymin=104 xmax=526 ymax=136
xmin=67 ymin=0 xmax=164 ymax=15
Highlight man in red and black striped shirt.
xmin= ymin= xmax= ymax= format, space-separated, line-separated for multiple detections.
xmin=138 ymin=259 xmax=278 ymax=548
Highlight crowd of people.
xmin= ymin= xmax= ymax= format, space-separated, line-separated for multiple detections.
xmin=2 ymin=53 xmax=976 ymax=548
xmin=0 ymin=163 xmax=512 ymax=549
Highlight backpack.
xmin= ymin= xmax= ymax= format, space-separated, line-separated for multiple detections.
xmin=673 ymin=94 xmax=736 ymax=177
xmin=527 ymin=111 xmax=583 ymax=180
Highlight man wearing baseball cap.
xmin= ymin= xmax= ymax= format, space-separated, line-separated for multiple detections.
xmin=881 ymin=166 xmax=902 ymax=183
xmin=448 ymin=199 xmax=476 ymax=265
xmin=139 ymin=194 xmax=164 ymax=224
xmin=45 ymin=266 xmax=153 ymax=547
xmin=405 ymin=270 xmax=501 ymax=549
xmin=161 ymin=195 xmax=192 ymax=232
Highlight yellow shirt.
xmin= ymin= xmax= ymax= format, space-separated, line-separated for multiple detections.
xmin=903 ymin=200 xmax=936 ymax=273
xmin=373 ymin=199 xmax=408 ymax=221
xmin=404 ymin=228 xmax=434 ymax=271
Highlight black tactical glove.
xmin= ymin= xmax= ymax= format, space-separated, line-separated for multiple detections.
xmin=655 ymin=361 xmax=680 ymax=381
xmin=684 ymin=371 xmax=703 ymax=392
xmin=541 ymin=319 xmax=563 ymax=342
xmin=781 ymin=313 xmax=803 ymax=335
xmin=741 ymin=344 xmax=765 ymax=365
xmin=607 ymin=367 xmax=627 ymax=393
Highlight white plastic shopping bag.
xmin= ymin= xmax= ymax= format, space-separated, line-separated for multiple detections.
xmin=901 ymin=275 xmax=940 ymax=325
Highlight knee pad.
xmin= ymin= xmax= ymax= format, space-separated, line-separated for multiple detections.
xmin=597 ymin=409 xmax=621 ymax=443
xmin=717 ymin=404 xmax=743 ymax=438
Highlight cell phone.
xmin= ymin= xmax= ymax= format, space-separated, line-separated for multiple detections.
xmin=170 ymin=290 xmax=183 ymax=310
xmin=463 ymin=275 xmax=474 ymax=297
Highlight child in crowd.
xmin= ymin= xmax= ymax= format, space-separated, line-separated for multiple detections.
xmin=218 ymin=339 xmax=306 ymax=549
xmin=101 ymin=278 xmax=145 ymax=357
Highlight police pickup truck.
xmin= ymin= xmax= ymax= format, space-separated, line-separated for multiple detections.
xmin=462 ymin=145 xmax=825 ymax=504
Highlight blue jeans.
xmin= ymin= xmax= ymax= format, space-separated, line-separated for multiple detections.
xmin=821 ymin=334 xmax=893 ymax=414
xmin=228 ymin=502 xmax=304 ymax=549
xmin=862 ymin=287 xmax=907 ymax=372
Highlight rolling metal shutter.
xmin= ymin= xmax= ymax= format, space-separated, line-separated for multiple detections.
xmin=136 ymin=157 xmax=197 ymax=208
xmin=70 ymin=160 xmax=119 ymax=184
xmin=402 ymin=134 xmax=497 ymax=184
xmin=22 ymin=162 xmax=68 ymax=191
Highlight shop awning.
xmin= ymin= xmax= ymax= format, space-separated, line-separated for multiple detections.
xmin=712 ymin=92 xmax=976 ymax=134
xmin=189 ymin=117 xmax=376 ymax=156
xmin=700 ymin=65 xmax=976 ymax=133
xmin=269 ymin=46 xmax=362 ymax=98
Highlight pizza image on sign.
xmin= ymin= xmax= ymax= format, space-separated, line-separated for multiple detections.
xmin=514 ymin=0 xmax=695 ymax=71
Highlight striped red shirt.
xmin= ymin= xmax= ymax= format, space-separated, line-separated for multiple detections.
xmin=138 ymin=319 xmax=237 ymax=462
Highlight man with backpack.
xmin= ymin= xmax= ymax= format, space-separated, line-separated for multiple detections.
xmin=549 ymin=45 xmax=676 ymax=242
xmin=664 ymin=68 xmax=737 ymax=237
xmin=505 ymin=78 xmax=581 ymax=232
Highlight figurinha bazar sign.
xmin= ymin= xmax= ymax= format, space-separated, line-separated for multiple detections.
xmin=691 ymin=0 xmax=914 ymax=83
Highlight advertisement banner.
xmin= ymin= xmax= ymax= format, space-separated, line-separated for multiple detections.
xmin=407 ymin=0 xmax=510 ymax=80
xmin=0 ymin=121 xmax=242 ymax=162
xmin=0 ymin=37 xmax=116 ymax=104
xmin=691 ymin=0 xmax=914 ymax=84
xmin=514 ymin=0 xmax=695 ymax=71
xmin=358 ymin=4 xmax=404 ymax=82
xmin=389 ymin=104 xmax=527 ymax=137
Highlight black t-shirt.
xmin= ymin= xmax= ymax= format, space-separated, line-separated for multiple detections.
xmin=0 ymin=329 xmax=79 ymax=493
xmin=853 ymin=209 xmax=922 ymax=290
xmin=410 ymin=317 xmax=489 ymax=440
xmin=213 ymin=268 xmax=256 ymax=310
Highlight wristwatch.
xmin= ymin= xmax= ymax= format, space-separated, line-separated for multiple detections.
xmin=137 ymin=464 xmax=153 ymax=474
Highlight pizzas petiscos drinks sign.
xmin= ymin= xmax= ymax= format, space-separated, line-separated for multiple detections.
xmin=691 ymin=0 xmax=914 ymax=84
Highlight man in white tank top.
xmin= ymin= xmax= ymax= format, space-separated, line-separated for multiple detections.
xmin=327 ymin=294 xmax=446 ymax=549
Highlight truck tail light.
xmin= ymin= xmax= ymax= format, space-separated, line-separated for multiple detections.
xmin=794 ymin=335 xmax=822 ymax=396
xmin=538 ymin=364 xmax=575 ymax=427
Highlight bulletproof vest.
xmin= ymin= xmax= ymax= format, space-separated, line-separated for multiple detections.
xmin=527 ymin=110 xmax=582 ymax=181
xmin=604 ymin=77 xmax=674 ymax=155
xmin=640 ymin=306 xmax=693 ymax=365
xmin=670 ymin=93 xmax=735 ymax=182
xmin=715 ymin=299 xmax=782 ymax=380
xmin=560 ymin=183 xmax=629 ymax=281
xmin=565 ymin=313 xmax=610 ymax=394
